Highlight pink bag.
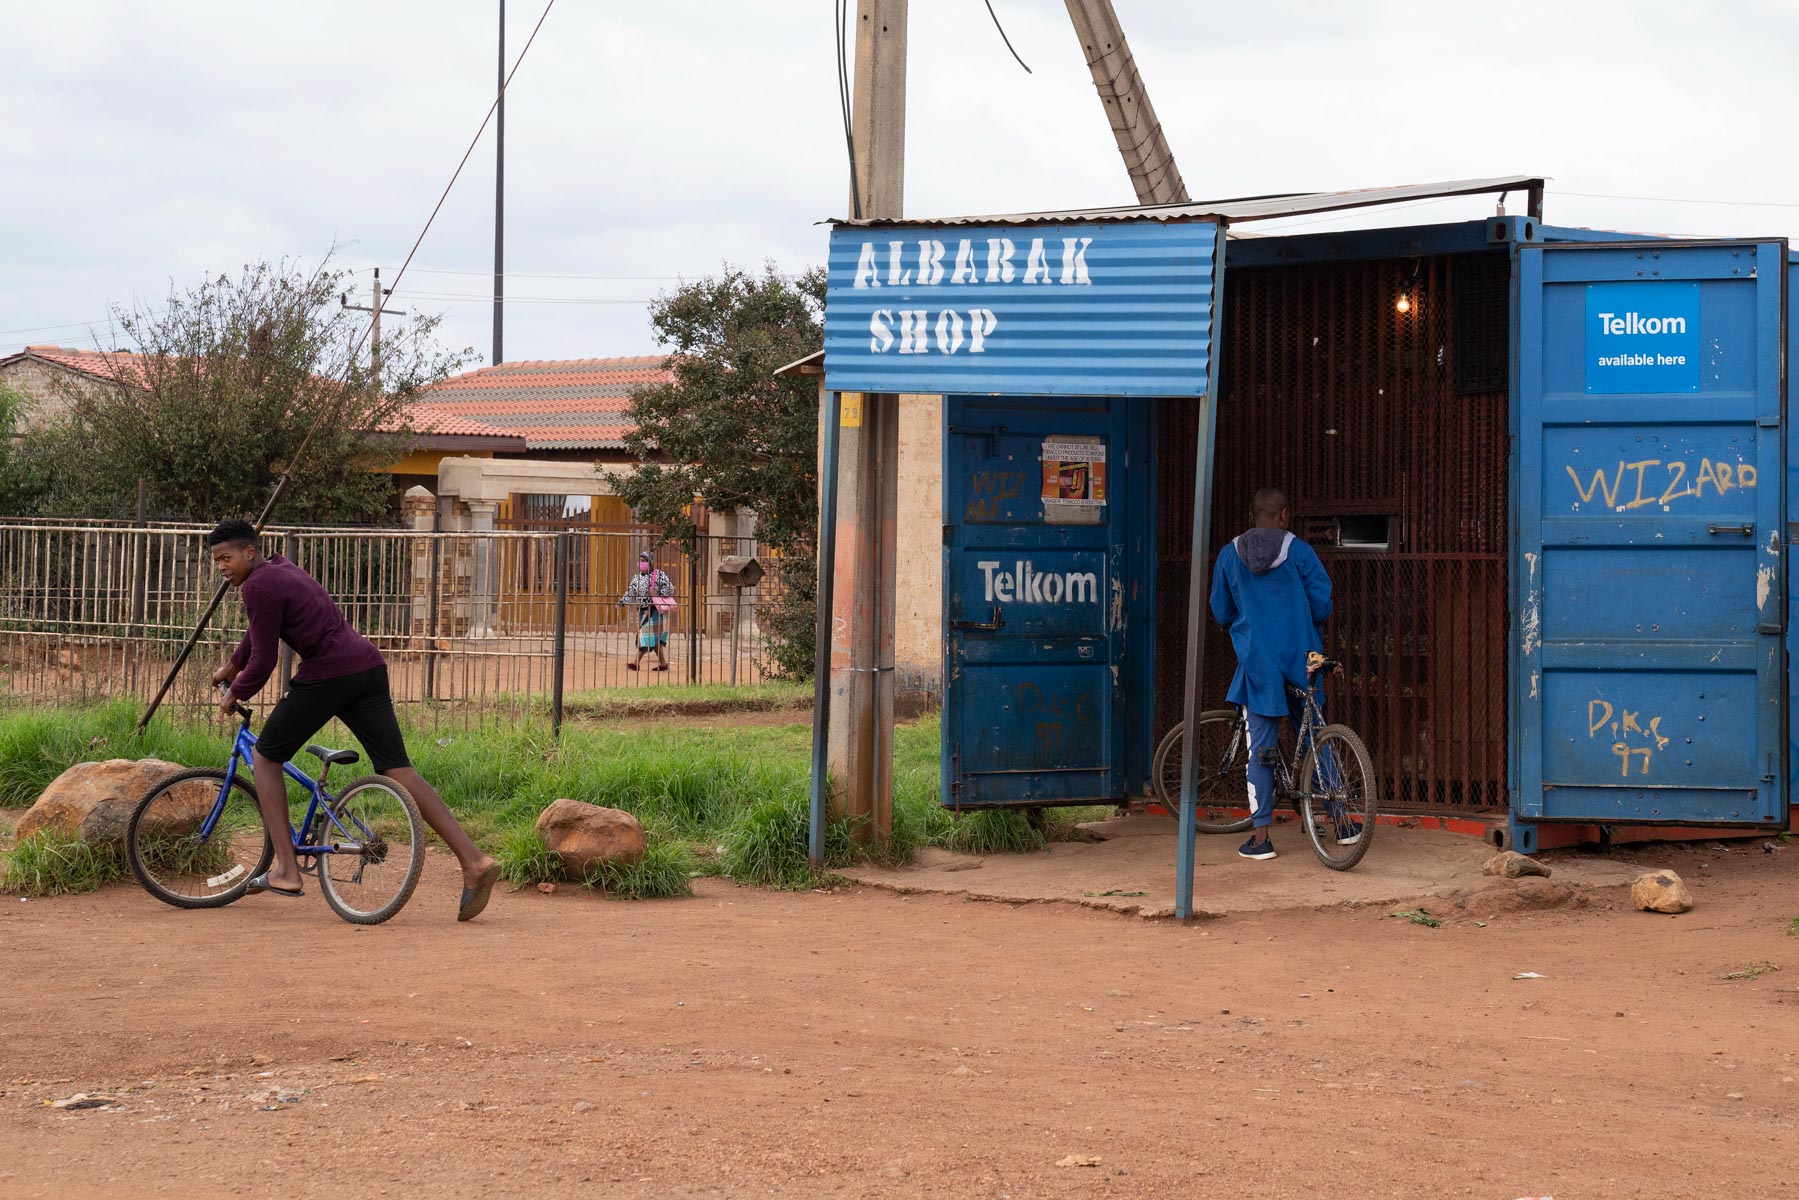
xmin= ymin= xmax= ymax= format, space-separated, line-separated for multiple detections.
xmin=652 ymin=595 xmax=677 ymax=613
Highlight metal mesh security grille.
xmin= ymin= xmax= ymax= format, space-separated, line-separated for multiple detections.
xmin=1156 ymin=252 xmax=1511 ymax=815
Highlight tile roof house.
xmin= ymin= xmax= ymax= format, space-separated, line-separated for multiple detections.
xmin=0 ymin=345 xmax=149 ymax=429
xmin=411 ymin=355 xmax=672 ymax=453
xmin=396 ymin=356 xmax=677 ymax=534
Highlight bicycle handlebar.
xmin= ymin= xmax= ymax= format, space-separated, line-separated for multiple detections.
xmin=218 ymin=683 xmax=253 ymax=724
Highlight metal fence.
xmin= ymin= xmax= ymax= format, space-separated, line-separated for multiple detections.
xmin=0 ymin=520 xmax=796 ymax=728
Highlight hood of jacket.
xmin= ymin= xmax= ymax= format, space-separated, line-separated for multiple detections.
xmin=1233 ymin=527 xmax=1295 ymax=576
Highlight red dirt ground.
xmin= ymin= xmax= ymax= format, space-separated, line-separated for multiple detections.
xmin=3 ymin=844 xmax=1797 ymax=1199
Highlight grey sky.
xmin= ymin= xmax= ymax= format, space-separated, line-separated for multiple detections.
xmin=5 ymin=0 xmax=1798 ymax=366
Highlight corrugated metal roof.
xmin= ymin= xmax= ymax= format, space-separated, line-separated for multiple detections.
xmin=834 ymin=175 xmax=1544 ymax=228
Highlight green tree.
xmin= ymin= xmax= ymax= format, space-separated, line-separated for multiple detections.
xmin=33 ymin=258 xmax=467 ymax=523
xmin=618 ymin=264 xmax=826 ymax=678
xmin=0 ymin=384 xmax=53 ymax=515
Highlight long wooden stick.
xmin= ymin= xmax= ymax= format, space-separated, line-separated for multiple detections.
xmin=135 ymin=473 xmax=291 ymax=733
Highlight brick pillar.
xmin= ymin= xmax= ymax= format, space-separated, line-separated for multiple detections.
xmin=402 ymin=486 xmax=436 ymax=642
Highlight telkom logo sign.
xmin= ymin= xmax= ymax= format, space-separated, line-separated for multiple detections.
xmin=1584 ymin=282 xmax=1700 ymax=395
xmin=977 ymin=560 xmax=1098 ymax=606
xmin=1595 ymin=311 xmax=1688 ymax=336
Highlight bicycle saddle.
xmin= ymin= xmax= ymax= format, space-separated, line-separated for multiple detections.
xmin=305 ymin=744 xmax=360 ymax=767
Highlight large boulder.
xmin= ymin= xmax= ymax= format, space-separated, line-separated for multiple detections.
xmin=1428 ymin=876 xmax=1587 ymax=919
xmin=16 ymin=759 xmax=187 ymax=845
xmin=1631 ymin=869 xmax=1693 ymax=914
xmin=534 ymin=799 xmax=646 ymax=873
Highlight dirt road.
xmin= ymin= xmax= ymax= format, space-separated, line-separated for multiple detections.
xmin=3 ymin=844 xmax=1796 ymax=1199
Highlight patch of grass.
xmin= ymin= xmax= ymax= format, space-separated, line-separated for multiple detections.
xmin=1390 ymin=908 xmax=1443 ymax=928
xmin=560 ymin=681 xmax=811 ymax=721
xmin=1788 ymin=915 xmax=1799 ymax=938
xmin=1720 ymin=960 xmax=1781 ymax=980
xmin=719 ymin=791 xmax=858 ymax=889
xmin=0 ymin=831 xmax=125 ymax=897
xmin=495 ymin=827 xmax=565 ymax=887
xmin=0 ymin=702 xmax=961 ymax=896
xmin=585 ymin=837 xmax=696 ymax=900
xmin=925 ymin=808 xmax=1047 ymax=856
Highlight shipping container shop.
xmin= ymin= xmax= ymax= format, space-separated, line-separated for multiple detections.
xmin=819 ymin=176 xmax=1794 ymax=857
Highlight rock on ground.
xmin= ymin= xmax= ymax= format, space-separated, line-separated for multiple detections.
xmin=1631 ymin=869 xmax=1694 ymax=914
xmin=1430 ymin=876 xmax=1587 ymax=919
xmin=534 ymin=799 xmax=646 ymax=873
xmin=1484 ymin=850 xmax=1551 ymax=879
xmin=17 ymin=759 xmax=187 ymax=845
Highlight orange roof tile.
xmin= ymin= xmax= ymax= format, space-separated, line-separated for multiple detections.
xmin=417 ymin=356 xmax=673 ymax=451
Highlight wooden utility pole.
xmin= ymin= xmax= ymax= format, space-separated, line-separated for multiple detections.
xmin=341 ymin=267 xmax=406 ymax=375
xmin=828 ymin=0 xmax=907 ymax=842
xmin=1063 ymin=0 xmax=1189 ymax=205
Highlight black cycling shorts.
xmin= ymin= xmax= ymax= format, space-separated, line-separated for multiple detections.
xmin=255 ymin=665 xmax=411 ymax=773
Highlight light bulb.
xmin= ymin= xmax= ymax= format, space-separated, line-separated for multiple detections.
xmin=1395 ymin=291 xmax=1412 ymax=314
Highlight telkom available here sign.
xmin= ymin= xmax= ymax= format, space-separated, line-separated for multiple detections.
xmin=1585 ymin=281 xmax=1701 ymax=394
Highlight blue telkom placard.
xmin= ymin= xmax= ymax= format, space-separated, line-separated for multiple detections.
xmin=1585 ymin=282 xmax=1700 ymax=394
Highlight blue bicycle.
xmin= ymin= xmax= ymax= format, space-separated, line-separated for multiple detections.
xmin=125 ymin=693 xmax=425 ymax=924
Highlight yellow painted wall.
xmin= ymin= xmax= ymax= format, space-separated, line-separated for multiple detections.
xmin=379 ymin=449 xmax=493 ymax=476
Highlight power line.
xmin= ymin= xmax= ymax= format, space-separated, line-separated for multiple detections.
xmin=1558 ymin=189 xmax=1799 ymax=210
xmin=835 ymin=0 xmax=861 ymax=220
xmin=400 ymin=292 xmax=654 ymax=305
xmin=386 ymin=266 xmax=808 ymax=281
xmin=0 ymin=317 xmax=113 ymax=339
xmin=981 ymin=0 xmax=1032 ymax=73
xmin=137 ymin=0 xmax=562 ymax=733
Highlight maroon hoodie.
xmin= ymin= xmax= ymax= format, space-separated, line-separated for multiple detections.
xmin=227 ymin=555 xmax=385 ymax=700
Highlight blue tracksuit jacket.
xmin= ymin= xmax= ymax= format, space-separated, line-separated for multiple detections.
xmin=1208 ymin=528 xmax=1333 ymax=718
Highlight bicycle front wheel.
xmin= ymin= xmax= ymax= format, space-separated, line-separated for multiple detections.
xmin=1298 ymin=725 xmax=1378 ymax=871
xmin=127 ymin=768 xmax=273 ymax=908
xmin=1151 ymin=711 xmax=1255 ymax=835
xmin=314 ymin=776 xmax=425 ymax=925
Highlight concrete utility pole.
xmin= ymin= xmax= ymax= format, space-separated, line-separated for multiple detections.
xmin=493 ymin=0 xmax=506 ymax=366
xmin=1063 ymin=0 xmax=1189 ymax=205
xmin=828 ymin=0 xmax=907 ymax=842
xmin=341 ymin=267 xmax=407 ymax=375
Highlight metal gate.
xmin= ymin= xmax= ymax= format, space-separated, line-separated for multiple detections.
xmin=1157 ymin=253 xmax=1512 ymax=815
xmin=1512 ymin=240 xmax=1786 ymax=844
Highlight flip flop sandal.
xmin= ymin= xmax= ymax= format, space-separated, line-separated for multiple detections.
xmin=459 ymin=863 xmax=502 ymax=923
xmin=246 ymin=872 xmax=304 ymax=898
xmin=627 ymin=661 xmax=640 ymax=671
xmin=653 ymin=664 xmax=669 ymax=672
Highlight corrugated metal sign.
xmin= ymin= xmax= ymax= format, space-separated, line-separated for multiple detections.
xmin=823 ymin=220 xmax=1218 ymax=397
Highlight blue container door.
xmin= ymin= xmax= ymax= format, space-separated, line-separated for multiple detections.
xmin=943 ymin=396 xmax=1147 ymax=806
xmin=1515 ymin=241 xmax=1786 ymax=834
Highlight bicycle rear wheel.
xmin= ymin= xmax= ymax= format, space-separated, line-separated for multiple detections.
xmin=1298 ymin=725 xmax=1378 ymax=871
xmin=1151 ymin=711 xmax=1255 ymax=835
xmin=127 ymin=768 xmax=273 ymax=908
xmin=314 ymin=776 xmax=425 ymax=925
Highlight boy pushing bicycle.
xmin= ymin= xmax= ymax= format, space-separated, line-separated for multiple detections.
xmin=1208 ymin=488 xmax=1358 ymax=861
xmin=205 ymin=519 xmax=500 ymax=919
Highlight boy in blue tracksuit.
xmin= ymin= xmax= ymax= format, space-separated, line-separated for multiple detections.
xmin=1209 ymin=488 xmax=1355 ymax=860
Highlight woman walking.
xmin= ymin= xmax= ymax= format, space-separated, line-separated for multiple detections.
xmin=621 ymin=551 xmax=676 ymax=672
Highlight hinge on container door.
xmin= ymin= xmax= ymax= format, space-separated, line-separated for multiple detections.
xmin=943 ymin=523 xmax=953 ymax=546
xmin=1763 ymin=754 xmax=1775 ymax=783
